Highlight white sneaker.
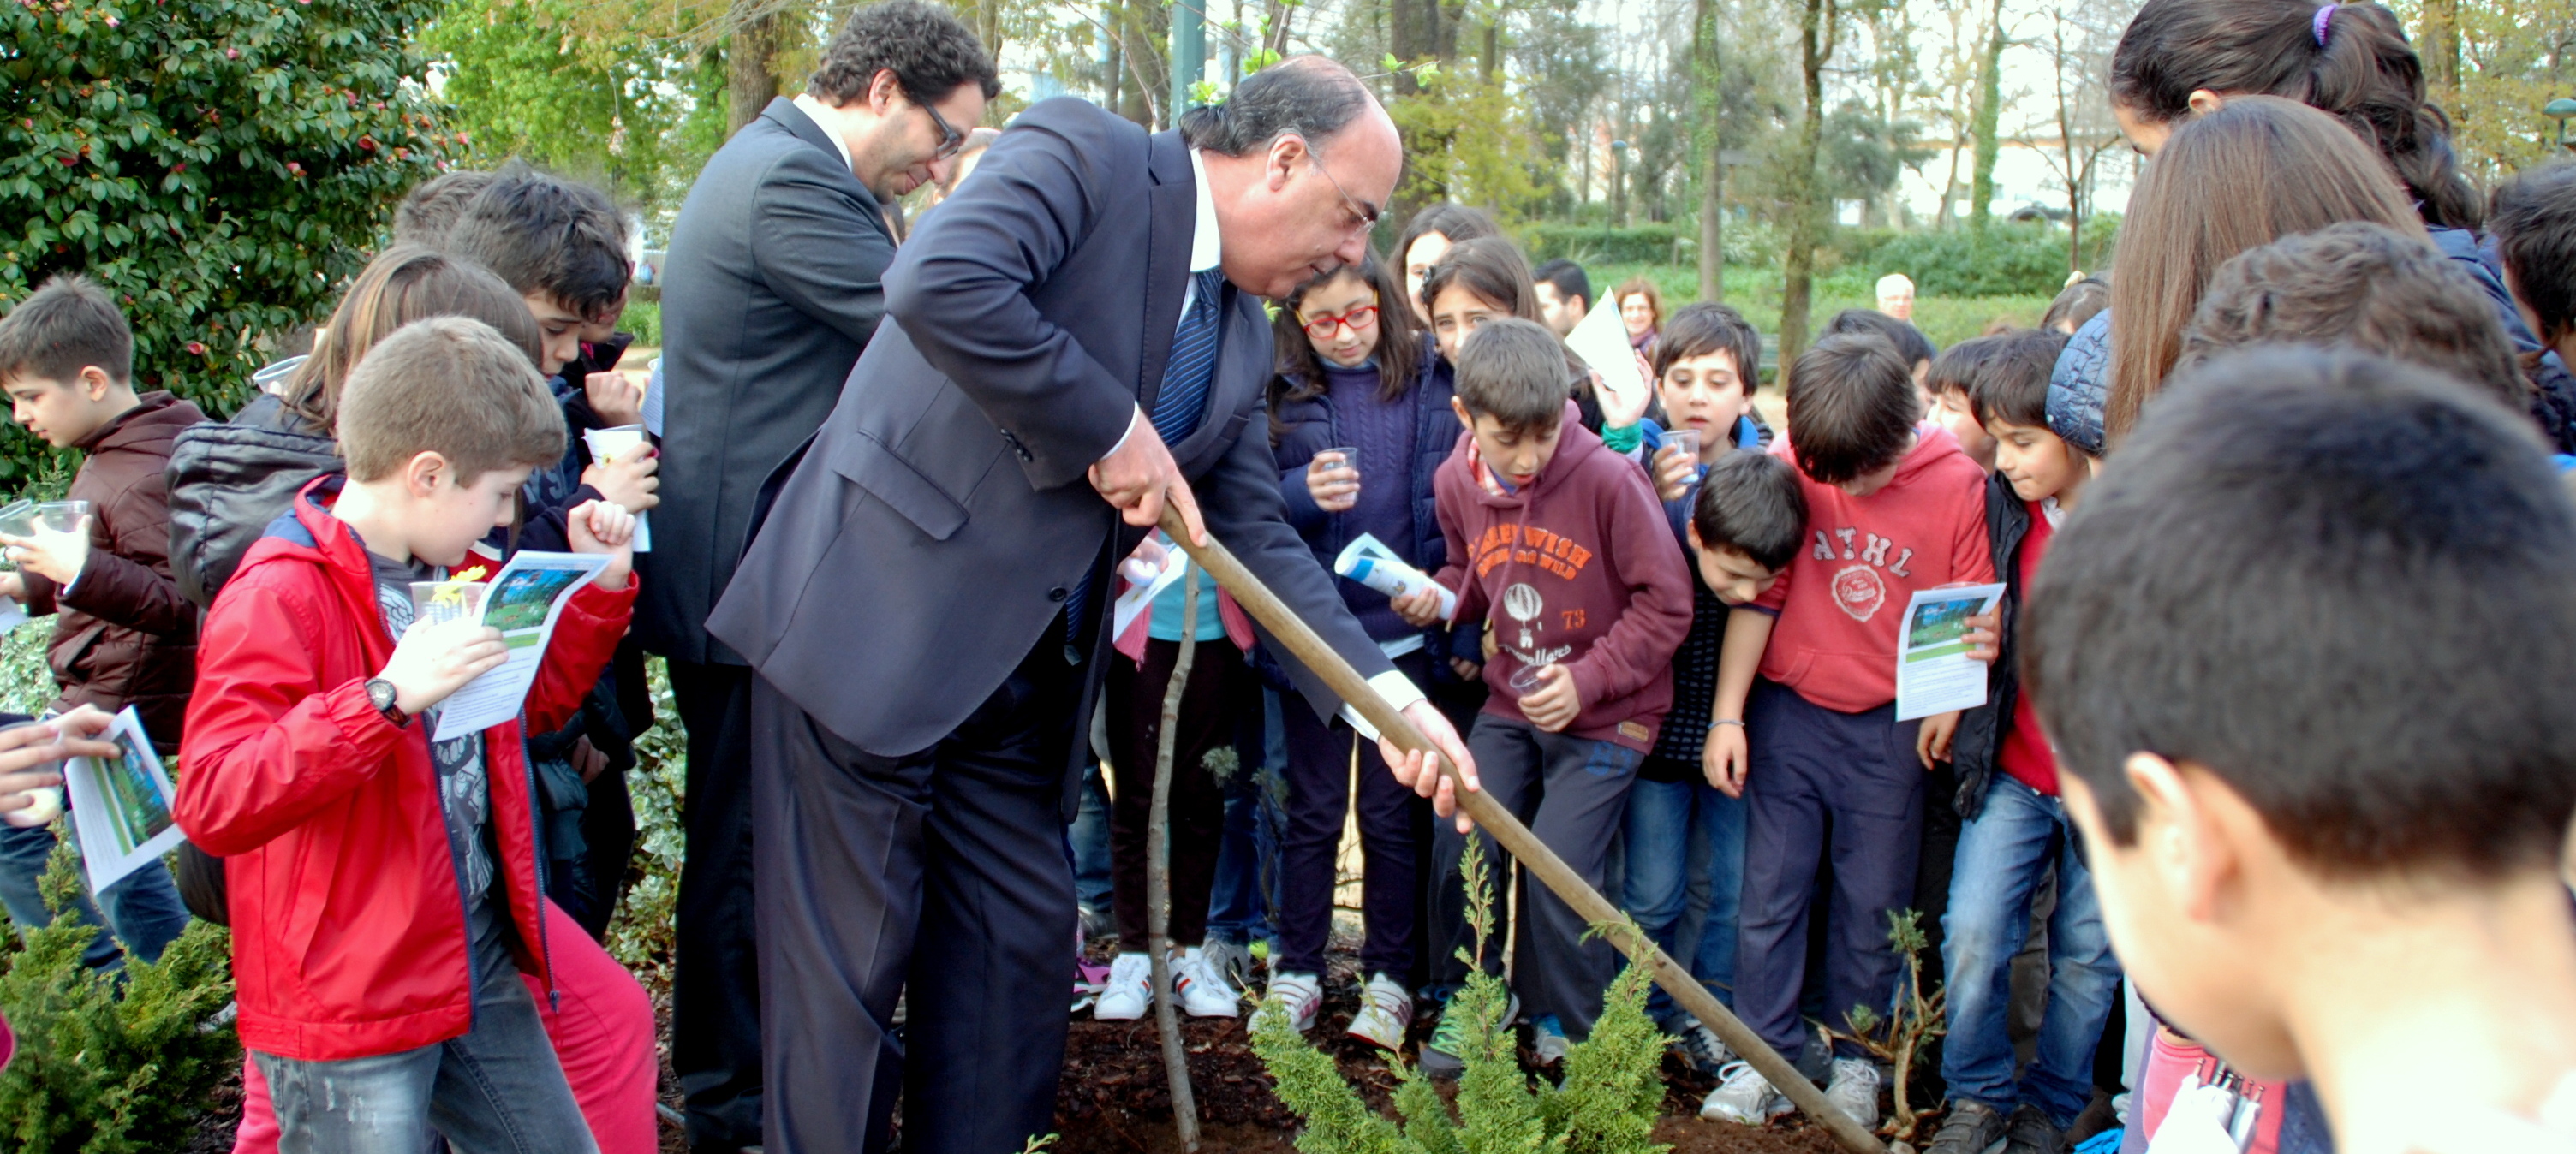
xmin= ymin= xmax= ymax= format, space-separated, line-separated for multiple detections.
xmin=1345 ymin=973 xmax=1413 ymax=1049
xmin=1173 ymin=948 xmax=1240 ymax=1018
xmin=1094 ymin=953 xmax=1153 ymax=1020
xmin=1249 ymin=971 xmax=1324 ymax=1034
xmin=1702 ymin=1061 xmax=1792 ymax=1125
xmin=1824 ymin=1056 xmax=1882 ymax=1132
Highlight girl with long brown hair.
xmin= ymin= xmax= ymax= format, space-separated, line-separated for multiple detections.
xmin=2105 ymin=96 xmax=2424 ymax=439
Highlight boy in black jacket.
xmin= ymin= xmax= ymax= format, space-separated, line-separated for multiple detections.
xmin=1926 ymin=328 xmax=2120 ymax=1154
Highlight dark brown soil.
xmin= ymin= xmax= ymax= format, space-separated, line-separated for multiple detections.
xmin=182 ymin=966 xmax=1875 ymax=1154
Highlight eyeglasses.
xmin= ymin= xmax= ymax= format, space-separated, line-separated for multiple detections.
xmin=923 ymin=99 xmax=965 ymax=160
xmin=1297 ymin=136 xmax=1380 ymax=236
xmin=1300 ymin=304 xmax=1380 ymax=340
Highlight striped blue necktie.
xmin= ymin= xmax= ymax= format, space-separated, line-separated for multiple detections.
xmin=1064 ymin=267 xmax=1229 ymax=650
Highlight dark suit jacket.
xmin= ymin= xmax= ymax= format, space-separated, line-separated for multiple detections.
xmin=708 ymin=97 xmax=1398 ymax=759
xmin=640 ymin=97 xmax=896 ymax=663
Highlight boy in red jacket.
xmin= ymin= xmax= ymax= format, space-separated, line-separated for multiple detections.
xmin=1701 ymin=334 xmax=1995 ymax=1130
xmin=176 ymin=317 xmax=637 ymax=1154
xmin=1398 ymin=318 xmax=1692 ymax=1076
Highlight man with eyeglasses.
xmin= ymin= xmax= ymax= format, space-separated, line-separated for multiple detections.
xmin=709 ymin=54 xmax=1483 ymax=1154
xmin=644 ymin=4 xmax=993 ymax=1151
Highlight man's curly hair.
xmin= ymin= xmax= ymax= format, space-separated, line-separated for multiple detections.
xmin=808 ymin=0 xmax=999 ymax=107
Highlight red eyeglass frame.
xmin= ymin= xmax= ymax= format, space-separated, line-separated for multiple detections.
xmin=1299 ymin=304 xmax=1380 ymax=340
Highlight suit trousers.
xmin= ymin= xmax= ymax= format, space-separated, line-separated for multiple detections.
xmin=749 ymin=631 xmax=1078 ymax=1154
xmin=667 ymin=659 xmax=764 ymax=1149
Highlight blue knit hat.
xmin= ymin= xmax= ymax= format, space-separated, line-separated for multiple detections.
xmin=2048 ymin=310 xmax=2111 ymax=456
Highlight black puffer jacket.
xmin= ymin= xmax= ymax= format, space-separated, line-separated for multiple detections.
xmin=1947 ymin=473 xmax=2031 ymax=821
xmin=164 ymin=389 xmax=343 ymax=610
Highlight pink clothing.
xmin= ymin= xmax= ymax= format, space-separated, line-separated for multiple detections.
xmin=233 ymin=901 xmax=659 ymax=1154
xmin=1751 ymin=427 xmax=1993 ymax=712
xmin=2136 ymin=1028 xmax=2286 ymax=1154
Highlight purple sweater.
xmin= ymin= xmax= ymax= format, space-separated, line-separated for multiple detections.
xmin=1323 ymin=361 xmax=1421 ymax=641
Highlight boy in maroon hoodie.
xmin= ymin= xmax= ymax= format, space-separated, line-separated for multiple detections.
xmin=1700 ymin=334 xmax=1994 ymax=1129
xmin=1398 ymin=318 xmax=1691 ymax=1075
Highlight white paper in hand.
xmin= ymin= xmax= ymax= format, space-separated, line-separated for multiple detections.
xmin=432 ymin=551 xmax=610 ymax=741
xmin=1563 ymin=293 xmax=1654 ymax=427
xmin=1893 ymin=583 xmax=2007 ymax=721
xmin=1333 ymin=532 xmax=1458 ymax=622
xmin=62 ymin=707 xmax=188 ymax=893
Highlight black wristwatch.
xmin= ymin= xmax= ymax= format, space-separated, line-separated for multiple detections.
xmin=365 ymin=678 xmax=412 ymax=729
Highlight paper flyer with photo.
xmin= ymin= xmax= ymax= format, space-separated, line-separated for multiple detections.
xmin=1333 ymin=532 xmax=1458 ymax=622
xmin=1562 ymin=293 xmax=1654 ymax=424
xmin=63 ymin=707 xmax=187 ymax=893
xmin=1893 ymin=582 xmax=2007 ymax=722
xmin=432 ymin=551 xmax=610 ymax=741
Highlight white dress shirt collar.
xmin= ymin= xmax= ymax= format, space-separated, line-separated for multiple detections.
xmin=791 ymin=93 xmax=856 ymax=175
xmin=1187 ymin=147 xmax=1222 ymax=274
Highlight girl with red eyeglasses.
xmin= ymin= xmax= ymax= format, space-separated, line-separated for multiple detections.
xmin=1250 ymin=251 xmax=1484 ymax=1050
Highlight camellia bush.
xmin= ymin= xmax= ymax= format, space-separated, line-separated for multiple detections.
xmin=0 ymin=0 xmax=453 ymax=479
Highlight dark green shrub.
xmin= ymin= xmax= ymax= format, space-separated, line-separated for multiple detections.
xmin=0 ymin=842 xmax=236 ymax=1154
xmin=0 ymin=0 xmax=453 ymax=479
xmin=1251 ymin=837 xmax=1669 ymax=1154
xmin=1834 ymin=220 xmax=2119 ymax=299
xmin=1522 ymin=223 xmax=1687 ymax=266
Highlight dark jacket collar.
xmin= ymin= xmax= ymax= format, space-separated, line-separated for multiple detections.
xmin=766 ymin=97 xmax=887 ymax=202
xmin=1136 ymin=129 xmax=1205 ymax=413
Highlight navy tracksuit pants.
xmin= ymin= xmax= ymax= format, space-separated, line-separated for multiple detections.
xmin=1735 ymin=678 xmax=1926 ymax=1062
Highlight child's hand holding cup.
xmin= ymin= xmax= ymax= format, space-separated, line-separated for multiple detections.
xmin=1308 ymin=448 xmax=1360 ymax=513
xmin=566 ymin=500 xmax=637 ymax=592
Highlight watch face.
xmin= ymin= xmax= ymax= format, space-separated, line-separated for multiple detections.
xmin=370 ymin=680 xmax=397 ymax=711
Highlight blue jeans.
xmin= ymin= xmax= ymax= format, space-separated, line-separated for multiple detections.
xmin=1070 ymin=760 xmax=1115 ymax=916
xmin=1941 ymin=775 xmax=2123 ymax=1127
xmin=1620 ymin=772 xmax=1745 ymax=1026
xmin=253 ymin=953 xmax=597 ymax=1154
xmin=0 ymin=817 xmax=190 ymax=970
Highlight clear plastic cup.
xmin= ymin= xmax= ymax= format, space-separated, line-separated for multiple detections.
xmin=1669 ymin=428 xmax=1702 ymax=461
xmin=408 ymin=580 xmax=487 ymax=628
xmin=31 ymin=501 xmax=87 ymax=534
xmin=1320 ymin=447 xmax=1358 ymax=475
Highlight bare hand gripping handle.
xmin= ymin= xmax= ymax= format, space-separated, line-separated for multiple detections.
xmin=1155 ymin=507 xmax=1889 ymax=1154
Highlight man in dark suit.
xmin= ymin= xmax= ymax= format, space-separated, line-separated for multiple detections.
xmin=708 ymin=57 xmax=1482 ymax=1154
xmin=642 ymin=4 xmax=995 ymax=1150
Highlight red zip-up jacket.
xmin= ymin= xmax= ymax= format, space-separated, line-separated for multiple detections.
xmin=1430 ymin=402 xmax=1694 ymax=752
xmin=176 ymin=478 xmax=636 ymax=1062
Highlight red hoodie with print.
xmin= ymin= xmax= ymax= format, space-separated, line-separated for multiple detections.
xmin=1430 ymin=402 xmax=1695 ymax=752
xmin=1750 ymin=426 xmax=1994 ymax=713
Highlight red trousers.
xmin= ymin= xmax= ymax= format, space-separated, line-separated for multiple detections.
xmin=233 ymin=900 xmax=659 ymax=1154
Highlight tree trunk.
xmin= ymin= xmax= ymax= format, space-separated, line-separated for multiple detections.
xmin=2419 ymin=0 xmax=2461 ymax=93
xmin=1779 ymin=0 xmax=1836 ymax=369
xmin=1147 ymin=567 xmax=1205 ymax=1151
xmin=1692 ymin=0 xmax=1724 ymax=300
xmin=1967 ymin=0 xmax=2003 ymax=229
xmin=953 ymin=0 xmax=1007 ymax=66
xmin=726 ymin=1 xmax=784 ymax=137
